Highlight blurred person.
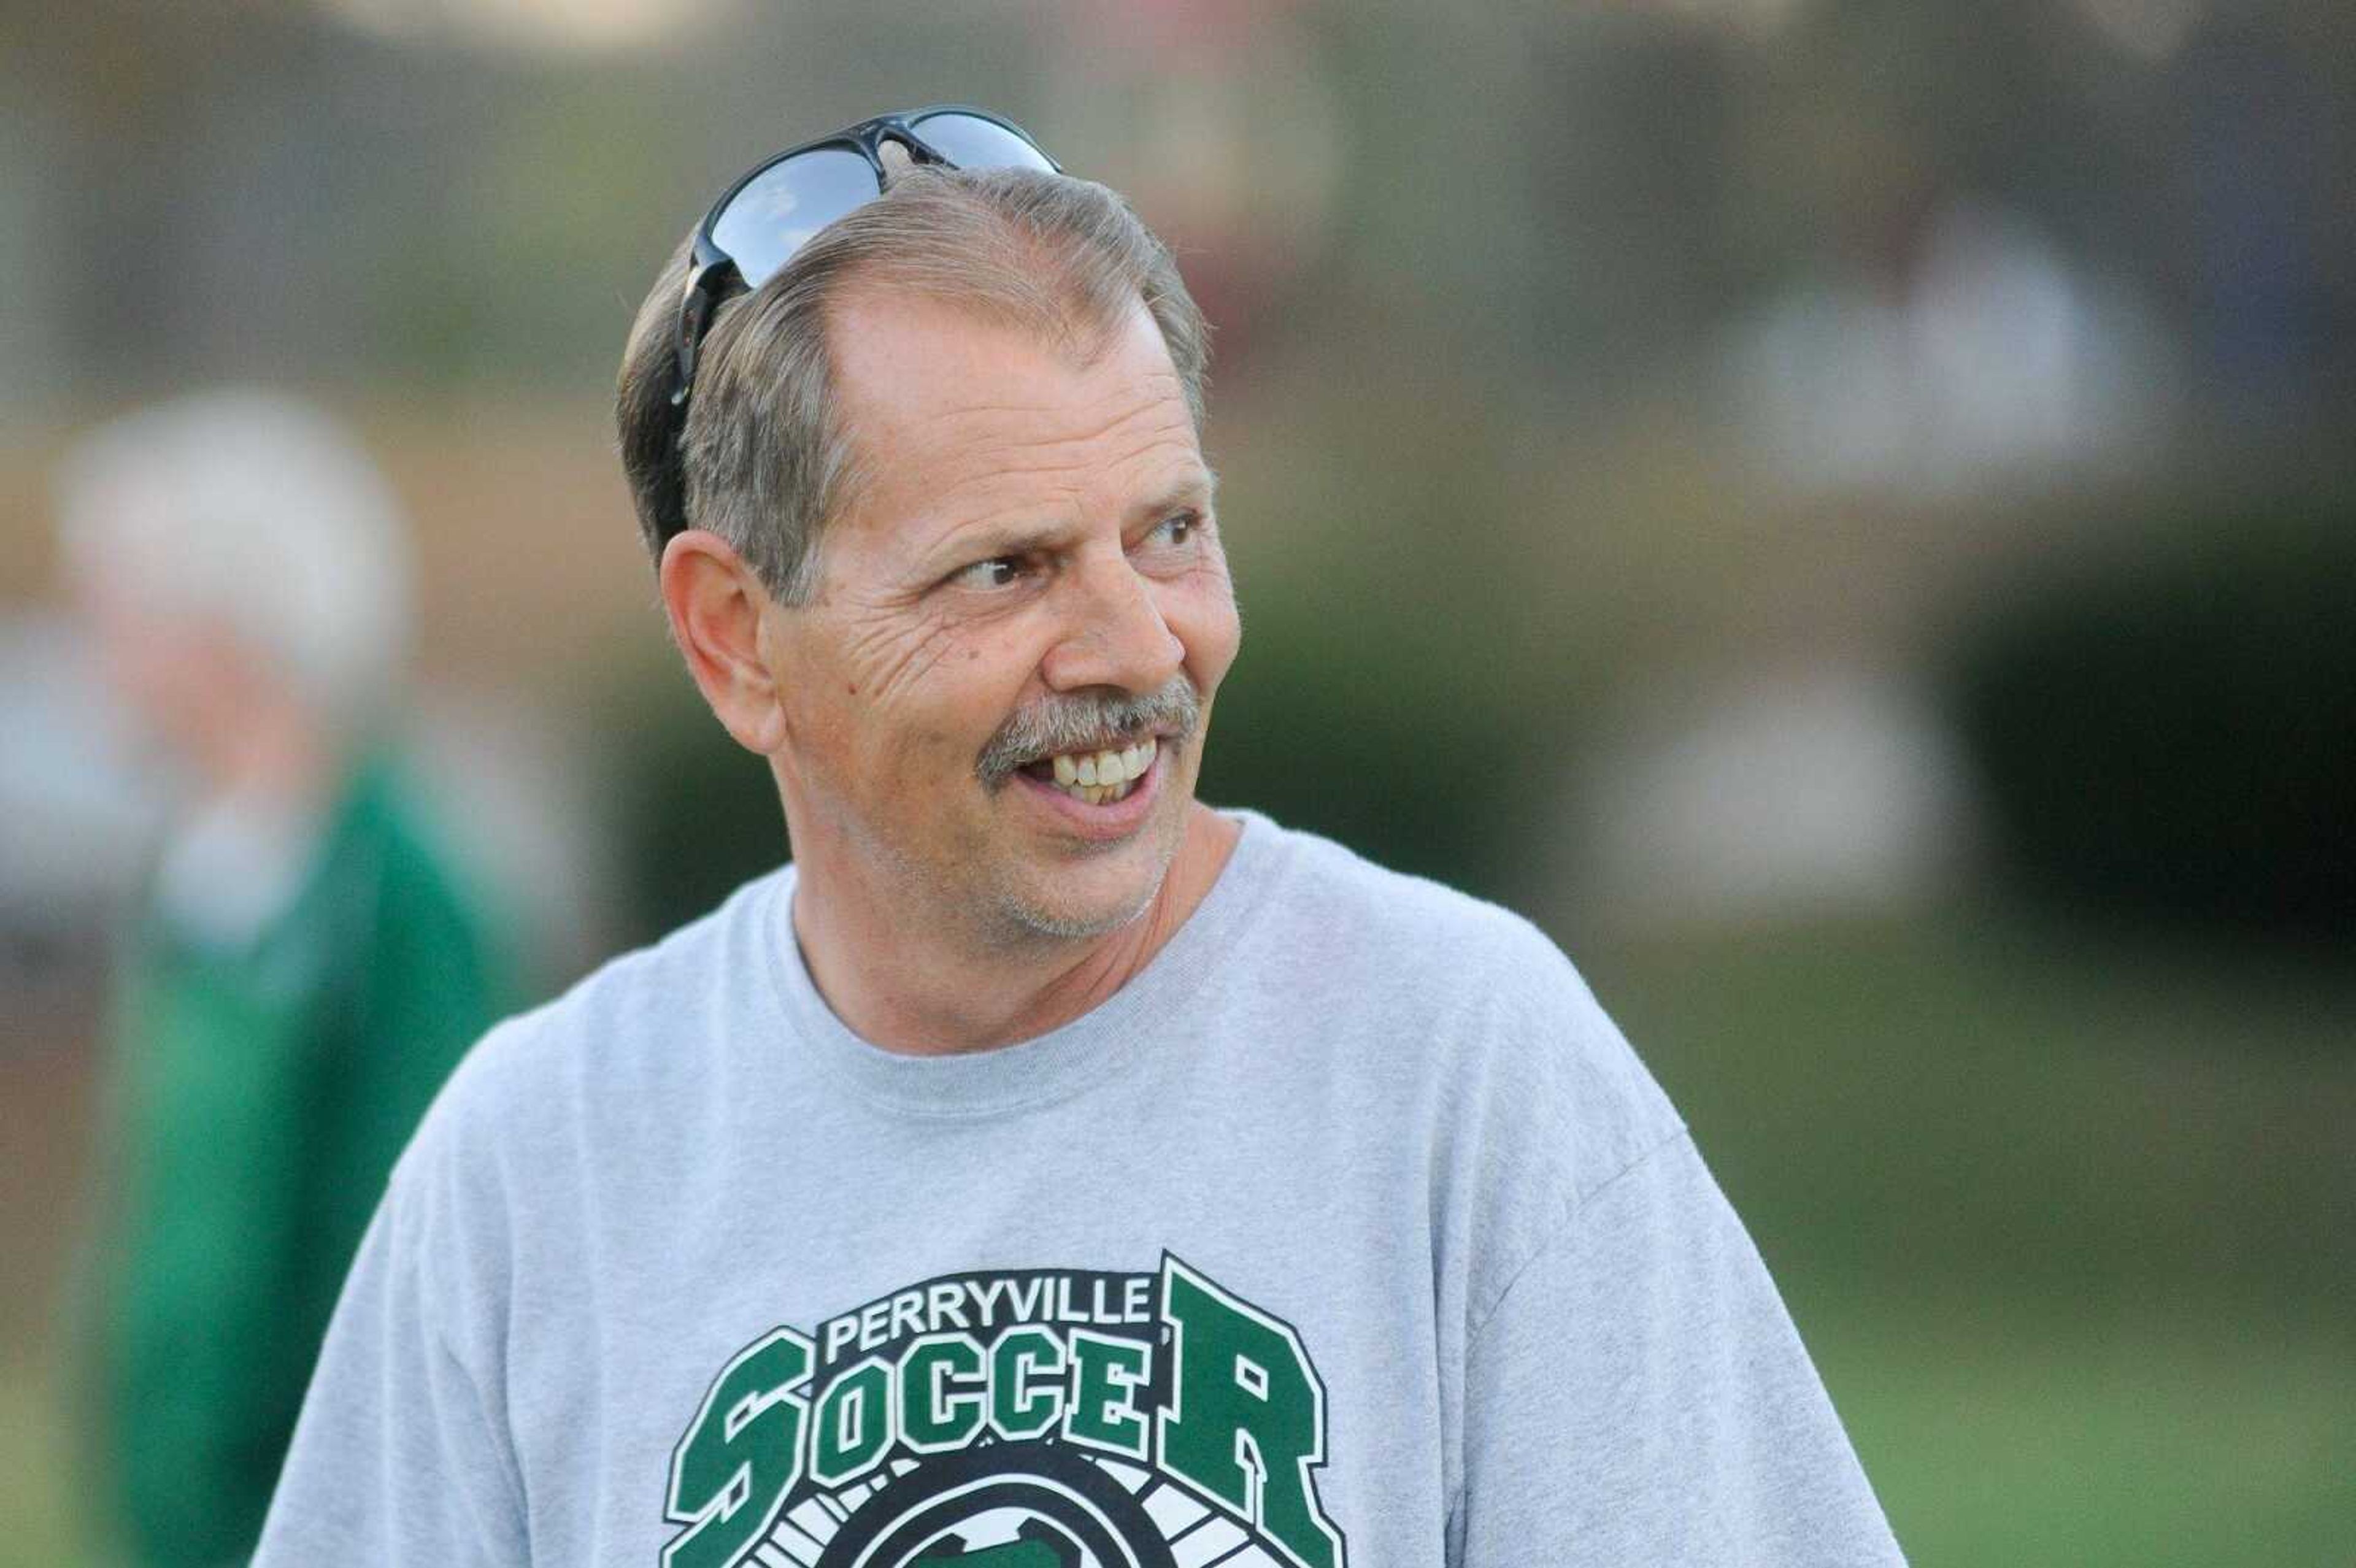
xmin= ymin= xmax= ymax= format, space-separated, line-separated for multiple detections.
xmin=53 ymin=390 xmax=509 ymax=1566
xmin=257 ymin=112 xmax=1902 ymax=1566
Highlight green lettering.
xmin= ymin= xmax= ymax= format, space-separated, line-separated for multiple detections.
xmin=987 ymin=1324 xmax=1065 ymax=1439
xmin=1157 ymin=1258 xmax=1344 ymax=1568
xmin=1061 ymin=1329 xmax=1150 ymax=1458
xmin=811 ymin=1358 xmax=894 ymax=1487
xmin=899 ymin=1333 xmax=986 ymax=1452
xmin=663 ymin=1328 xmax=812 ymax=1568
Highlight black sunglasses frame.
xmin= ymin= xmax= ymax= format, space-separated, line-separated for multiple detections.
xmin=670 ymin=106 xmax=1061 ymax=408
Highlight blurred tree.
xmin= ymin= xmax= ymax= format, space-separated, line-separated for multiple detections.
xmin=1949 ymin=497 xmax=2356 ymax=945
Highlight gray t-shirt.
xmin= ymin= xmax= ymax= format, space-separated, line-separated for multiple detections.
xmin=256 ymin=811 xmax=1903 ymax=1566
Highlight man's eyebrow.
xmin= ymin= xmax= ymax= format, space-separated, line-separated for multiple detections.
xmin=921 ymin=470 xmax=1222 ymax=567
xmin=918 ymin=517 xmax=1078 ymax=569
xmin=1129 ymin=467 xmax=1220 ymax=525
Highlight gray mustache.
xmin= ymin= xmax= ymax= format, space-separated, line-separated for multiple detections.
xmin=976 ymin=677 xmax=1201 ymax=788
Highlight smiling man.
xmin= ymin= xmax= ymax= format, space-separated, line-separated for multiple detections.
xmin=256 ymin=110 xmax=1904 ymax=1567
xmin=684 ymin=279 xmax=1241 ymax=1051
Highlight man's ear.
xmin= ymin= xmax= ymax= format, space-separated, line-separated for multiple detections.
xmin=659 ymin=529 xmax=789 ymax=755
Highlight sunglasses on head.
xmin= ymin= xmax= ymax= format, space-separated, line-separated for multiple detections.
xmin=671 ymin=106 xmax=1062 ymax=408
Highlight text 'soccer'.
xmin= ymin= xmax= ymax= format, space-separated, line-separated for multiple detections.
xmin=662 ymin=1256 xmax=1349 ymax=1568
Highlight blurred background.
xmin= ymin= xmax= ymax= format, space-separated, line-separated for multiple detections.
xmin=2 ymin=0 xmax=2351 ymax=1562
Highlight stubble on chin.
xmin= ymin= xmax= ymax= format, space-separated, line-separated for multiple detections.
xmin=979 ymin=766 xmax=1195 ymax=946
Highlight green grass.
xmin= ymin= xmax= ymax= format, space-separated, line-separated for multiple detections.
xmin=1814 ymin=1304 xmax=2355 ymax=1567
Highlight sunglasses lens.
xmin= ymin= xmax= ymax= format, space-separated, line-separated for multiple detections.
xmin=910 ymin=112 xmax=1057 ymax=174
xmin=711 ymin=145 xmax=880 ymax=290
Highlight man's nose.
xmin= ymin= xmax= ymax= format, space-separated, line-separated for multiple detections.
xmin=1041 ymin=555 xmax=1184 ymax=694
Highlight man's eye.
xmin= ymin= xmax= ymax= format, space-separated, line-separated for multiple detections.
xmin=951 ymin=557 xmax=1025 ymax=591
xmin=1146 ymin=511 xmax=1199 ymax=550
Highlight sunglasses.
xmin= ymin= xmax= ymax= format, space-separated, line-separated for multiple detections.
xmin=671 ymin=106 xmax=1062 ymax=407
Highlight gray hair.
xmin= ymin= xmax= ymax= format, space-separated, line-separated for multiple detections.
xmin=615 ymin=165 xmax=1211 ymax=605
xmin=53 ymin=388 xmax=412 ymax=714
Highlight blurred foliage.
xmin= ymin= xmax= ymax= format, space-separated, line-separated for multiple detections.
xmin=1947 ymin=500 xmax=2356 ymax=944
xmin=1201 ymin=385 xmax=1587 ymax=904
xmin=1199 ymin=590 xmax=1526 ymax=901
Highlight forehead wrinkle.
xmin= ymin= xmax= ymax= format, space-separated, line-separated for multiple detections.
xmin=927 ymin=439 xmax=1203 ymax=556
xmin=833 ymin=289 xmax=1175 ymax=421
xmin=830 ymin=286 xmax=1185 ymax=428
xmin=948 ymin=420 xmax=1199 ymax=491
xmin=825 ymin=289 xmax=1201 ymax=561
xmin=902 ymin=370 xmax=1192 ymax=461
xmin=869 ymin=404 xmax=1201 ymax=551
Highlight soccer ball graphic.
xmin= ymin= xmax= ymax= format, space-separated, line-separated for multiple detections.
xmin=910 ymin=1511 xmax=1083 ymax=1564
xmin=807 ymin=1442 xmax=1181 ymax=1568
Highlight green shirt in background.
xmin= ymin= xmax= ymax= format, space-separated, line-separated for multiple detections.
xmin=97 ymin=758 xmax=510 ymax=1566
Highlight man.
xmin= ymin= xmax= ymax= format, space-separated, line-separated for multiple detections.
xmin=54 ymin=390 xmax=509 ymax=1564
xmin=258 ymin=110 xmax=1903 ymax=1566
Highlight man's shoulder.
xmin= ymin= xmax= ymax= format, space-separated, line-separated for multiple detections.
xmin=1244 ymin=812 xmax=1593 ymax=1004
xmin=1244 ymin=813 xmax=1685 ymax=1196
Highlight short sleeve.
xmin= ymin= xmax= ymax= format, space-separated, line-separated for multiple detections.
xmin=252 ymin=1143 xmax=528 ymax=1565
xmin=1448 ymin=1134 xmax=1904 ymax=1566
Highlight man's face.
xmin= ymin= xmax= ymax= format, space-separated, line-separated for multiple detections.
xmin=761 ymin=285 xmax=1240 ymax=945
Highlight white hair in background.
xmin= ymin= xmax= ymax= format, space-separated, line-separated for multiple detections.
xmin=53 ymin=388 xmax=414 ymax=717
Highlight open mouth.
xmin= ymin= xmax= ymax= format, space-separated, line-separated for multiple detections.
xmin=1017 ymin=735 xmax=1159 ymax=805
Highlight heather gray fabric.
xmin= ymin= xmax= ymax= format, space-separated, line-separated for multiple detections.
xmin=256 ymin=810 xmax=1903 ymax=1567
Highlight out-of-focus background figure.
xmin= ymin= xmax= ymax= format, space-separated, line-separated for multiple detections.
xmin=0 ymin=4 xmax=2349 ymax=1564
xmin=50 ymin=391 xmax=510 ymax=1566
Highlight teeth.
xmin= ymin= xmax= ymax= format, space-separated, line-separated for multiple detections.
xmin=1049 ymin=776 xmax=1135 ymax=805
xmin=1037 ymin=736 xmax=1158 ymax=803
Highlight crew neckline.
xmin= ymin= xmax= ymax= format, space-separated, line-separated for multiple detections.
xmin=761 ymin=809 xmax=1290 ymax=1118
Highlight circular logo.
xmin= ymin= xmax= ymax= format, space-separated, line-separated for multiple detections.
xmin=814 ymin=1443 xmax=1180 ymax=1568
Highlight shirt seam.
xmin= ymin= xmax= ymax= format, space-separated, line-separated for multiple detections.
xmin=1442 ymin=1126 xmax=1692 ymax=1545
xmin=1462 ymin=1126 xmax=1692 ymax=1353
xmin=423 ymin=1291 xmax=532 ymax=1553
xmin=405 ymin=1115 xmax=530 ymax=1556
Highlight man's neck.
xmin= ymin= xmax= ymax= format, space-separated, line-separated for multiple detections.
xmin=790 ymin=804 xmax=1240 ymax=1056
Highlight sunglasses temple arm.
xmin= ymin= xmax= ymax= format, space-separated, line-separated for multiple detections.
xmin=671 ymin=267 xmax=722 ymax=408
